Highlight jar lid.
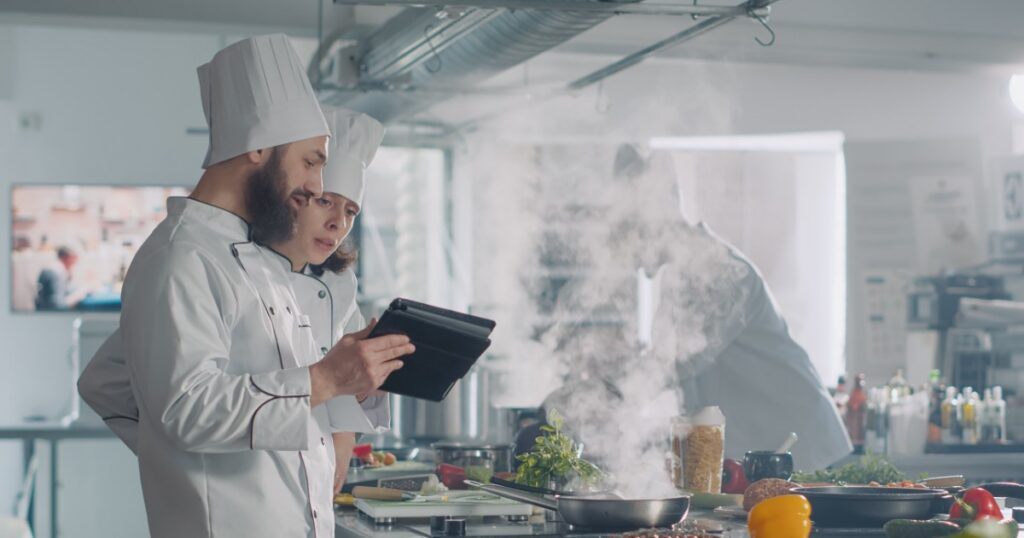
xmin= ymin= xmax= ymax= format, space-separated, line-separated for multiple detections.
xmin=693 ymin=406 xmax=725 ymax=426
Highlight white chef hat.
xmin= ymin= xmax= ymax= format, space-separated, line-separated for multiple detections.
xmin=322 ymin=107 xmax=385 ymax=207
xmin=198 ymin=34 xmax=330 ymax=168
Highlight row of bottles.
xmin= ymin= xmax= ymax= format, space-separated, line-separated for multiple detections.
xmin=837 ymin=372 xmax=910 ymax=451
xmin=835 ymin=370 xmax=1008 ymax=452
xmin=939 ymin=385 xmax=1007 ymax=445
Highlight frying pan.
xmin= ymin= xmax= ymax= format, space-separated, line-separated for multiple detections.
xmin=793 ymin=482 xmax=1024 ymax=528
xmin=791 ymin=487 xmax=947 ymax=528
xmin=465 ymin=480 xmax=690 ymax=530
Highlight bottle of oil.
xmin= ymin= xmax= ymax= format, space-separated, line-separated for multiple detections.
xmin=961 ymin=388 xmax=979 ymax=445
xmin=845 ymin=374 xmax=867 ymax=450
xmin=981 ymin=388 xmax=995 ymax=444
xmin=940 ymin=387 xmax=957 ymax=444
xmin=992 ymin=386 xmax=1007 ymax=443
xmin=927 ymin=371 xmax=944 ymax=444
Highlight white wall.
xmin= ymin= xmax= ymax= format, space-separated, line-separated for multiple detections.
xmin=0 ymin=22 xmax=219 ymax=519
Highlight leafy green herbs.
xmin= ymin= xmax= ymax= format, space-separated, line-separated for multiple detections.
xmin=514 ymin=410 xmax=602 ymax=489
xmin=791 ymin=451 xmax=906 ymax=485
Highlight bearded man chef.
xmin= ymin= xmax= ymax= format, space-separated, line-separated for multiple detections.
xmin=77 ymin=34 xmax=413 ymax=538
xmin=79 ymin=108 xmax=390 ymax=493
xmin=605 ymin=144 xmax=851 ymax=471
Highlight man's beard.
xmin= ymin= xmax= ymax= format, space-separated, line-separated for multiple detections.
xmin=246 ymin=147 xmax=298 ymax=245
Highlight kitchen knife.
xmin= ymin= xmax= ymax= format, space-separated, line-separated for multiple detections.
xmin=351 ymin=486 xmax=418 ymax=501
xmin=919 ymin=475 xmax=966 ymax=489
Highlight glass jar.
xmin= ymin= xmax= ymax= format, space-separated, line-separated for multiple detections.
xmin=680 ymin=406 xmax=725 ymax=494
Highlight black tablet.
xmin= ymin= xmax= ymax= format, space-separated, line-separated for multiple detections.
xmin=369 ymin=298 xmax=496 ymax=402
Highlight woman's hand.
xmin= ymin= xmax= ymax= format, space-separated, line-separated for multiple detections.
xmin=333 ymin=432 xmax=357 ymax=494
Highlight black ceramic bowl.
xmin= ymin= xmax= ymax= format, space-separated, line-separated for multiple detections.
xmin=743 ymin=451 xmax=794 ymax=482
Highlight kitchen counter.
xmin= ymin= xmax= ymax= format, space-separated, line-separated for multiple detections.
xmin=334 ymin=507 xmax=748 ymax=538
xmin=333 ymin=506 xmax=919 ymax=538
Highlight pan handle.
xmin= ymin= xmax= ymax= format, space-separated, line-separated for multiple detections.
xmin=974 ymin=482 xmax=1024 ymax=501
xmin=464 ymin=480 xmax=559 ymax=511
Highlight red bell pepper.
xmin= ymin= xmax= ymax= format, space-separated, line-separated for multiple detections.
xmin=950 ymin=487 xmax=1002 ymax=522
xmin=352 ymin=443 xmax=374 ymax=464
xmin=722 ymin=458 xmax=749 ymax=494
xmin=437 ymin=463 xmax=467 ymax=489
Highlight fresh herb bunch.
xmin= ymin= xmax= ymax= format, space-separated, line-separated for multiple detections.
xmin=515 ymin=410 xmax=602 ymax=489
xmin=791 ymin=451 xmax=906 ymax=485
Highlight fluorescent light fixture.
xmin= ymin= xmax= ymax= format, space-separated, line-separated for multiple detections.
xmin=1012 ymin=74 xmax=1024 ymax=115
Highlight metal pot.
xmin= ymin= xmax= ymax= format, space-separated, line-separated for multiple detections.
xmin=432 ymin=441 xmax=515 ymax=474
xmin=385 ymin=360 xmax=522 ymax=445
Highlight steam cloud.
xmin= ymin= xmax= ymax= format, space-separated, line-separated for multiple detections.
xmin=467 ymin=65 xmax=749 ymax=498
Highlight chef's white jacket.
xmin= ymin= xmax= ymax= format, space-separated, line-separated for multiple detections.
xmin=77 ymin=197 xmax=387 ymax=538
xmin=289 ymin=266 xmax=389 ymax=431
xmin=668 ymin=223 xmax=852 ymax=471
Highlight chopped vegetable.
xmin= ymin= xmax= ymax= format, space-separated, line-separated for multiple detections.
xmin=464 ymin=465 xmax=494 ymax=483
xmin=747 ymin=494 xmax=812 ymax=538
xmin=791 ymin=451 xmax=905 ymax=485
xmin=950 ymin=488 xmax=1002 ymax=522
xmin=418 ymin=475 xmax=449 ymax=496
xmin=514 ymin=410 xmax=602 ymax=489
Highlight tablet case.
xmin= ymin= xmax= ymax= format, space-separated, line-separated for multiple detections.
xmin=370 ymin=298 xmax=496 ymax=402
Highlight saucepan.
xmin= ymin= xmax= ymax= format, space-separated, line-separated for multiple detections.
xmin=465 ymin=480 xmax=690 ymax=530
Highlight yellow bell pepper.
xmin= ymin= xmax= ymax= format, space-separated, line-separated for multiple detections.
xmin=747 ymin=494 xmax=812 ymax=538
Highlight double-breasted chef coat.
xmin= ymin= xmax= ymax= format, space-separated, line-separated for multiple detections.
xmin=78 ymin=197 xmax=387 ymax=538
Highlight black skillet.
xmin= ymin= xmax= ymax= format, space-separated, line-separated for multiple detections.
xmin=794 ymin=482 xmax=1024 ymax=529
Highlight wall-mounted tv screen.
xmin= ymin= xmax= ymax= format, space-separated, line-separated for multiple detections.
xmin=11 ymin=185 xmax=190 ymax=312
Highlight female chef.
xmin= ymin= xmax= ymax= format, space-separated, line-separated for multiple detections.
xmin=262 ymin=107 xmax=387 ymax=492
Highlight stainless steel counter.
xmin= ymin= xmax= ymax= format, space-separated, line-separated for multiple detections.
xmin=334 ymin=506 xmax=907 ymax=538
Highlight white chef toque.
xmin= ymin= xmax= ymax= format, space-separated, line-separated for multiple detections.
xmin=321 ymin=107 xmax=385 ymax=207
xmin=198 ymin=34 xmax=330 ymax=168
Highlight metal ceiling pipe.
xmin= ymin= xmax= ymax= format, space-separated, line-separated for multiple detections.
xmin=319 ymin=0 xmax=644 ymax=122
xmin=567 ymin=0 xmax=782 ymax=90
xmin=332 ymin=0 xmax=770 ymax=18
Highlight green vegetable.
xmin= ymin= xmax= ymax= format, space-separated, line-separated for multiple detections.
xmin=791 ymin=451 xmax=906 ymax=485
xmin=464 ymin=465 xmax=493 ymax=483
xmin=883 ymin=519 xmax=961 ymax=538
xmin=951 ymin=518 xmax=1019 ymax=538
xmin=514 ymin=410 xmax=602 ymax=489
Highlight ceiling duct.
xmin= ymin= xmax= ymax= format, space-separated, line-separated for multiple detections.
xmin=317 ymin=1 xmax=643 ymax=123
